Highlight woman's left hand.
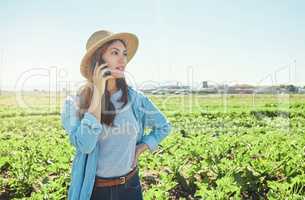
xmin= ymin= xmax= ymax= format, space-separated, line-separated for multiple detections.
xmin=131 ymin=143 xmax=149 ymax=169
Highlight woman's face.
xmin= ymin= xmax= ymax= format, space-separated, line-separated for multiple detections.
xmin=101 ymin=40 xmax=128 ymax=73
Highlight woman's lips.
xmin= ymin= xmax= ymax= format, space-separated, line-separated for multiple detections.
xmin=116 ymin=66 xmax=124 ymax=71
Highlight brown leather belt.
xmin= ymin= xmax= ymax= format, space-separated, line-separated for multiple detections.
xmin=94 ymin=166 xmax=138 ymax=187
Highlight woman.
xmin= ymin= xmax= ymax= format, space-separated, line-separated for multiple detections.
xmin=61 ymin=30 xmax=172 ymax=200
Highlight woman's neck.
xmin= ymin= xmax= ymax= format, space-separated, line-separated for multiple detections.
xmin=107 ymin=79 xmax=118 ymax=95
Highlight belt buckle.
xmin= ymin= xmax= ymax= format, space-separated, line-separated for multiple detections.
xmin=119 ymin=176 xmax=126 ymax=184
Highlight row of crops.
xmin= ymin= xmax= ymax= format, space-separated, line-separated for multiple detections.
xmin=0 ymin=94 xmax=304 ymax=199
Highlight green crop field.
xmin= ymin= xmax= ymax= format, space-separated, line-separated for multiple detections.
xmin=1 ymin=93 xmax=305 ymax=199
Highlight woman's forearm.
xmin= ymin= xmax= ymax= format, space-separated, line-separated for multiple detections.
xmin=136 ymin=143 xmax=149 ymax=156
xmin=88 ymin=88 xmax=102 ymax=121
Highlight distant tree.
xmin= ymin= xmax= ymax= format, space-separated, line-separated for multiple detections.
xmin=278 ymin=84 xmax=298 ymax=93
xmin=287 ymin=84 xmax=298 ymax=93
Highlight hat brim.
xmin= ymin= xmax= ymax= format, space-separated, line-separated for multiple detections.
xmin=80 ymin=32 xmax=139 ymax=80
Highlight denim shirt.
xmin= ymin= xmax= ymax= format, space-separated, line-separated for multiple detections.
xmin=60 ymin=85 xmax=172 ymax=200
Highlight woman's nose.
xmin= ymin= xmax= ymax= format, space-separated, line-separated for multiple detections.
xmin=119 ymin=54 xmax=127 ymax=64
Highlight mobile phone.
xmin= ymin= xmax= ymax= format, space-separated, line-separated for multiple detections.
xmin=103 ymin=70 xmax=111 ymax=78
xmin=100 ymin=58 xmax=111 ymax=78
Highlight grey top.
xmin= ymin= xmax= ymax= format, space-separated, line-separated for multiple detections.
xmin=96 ymin=89 xmax=140 ymax=178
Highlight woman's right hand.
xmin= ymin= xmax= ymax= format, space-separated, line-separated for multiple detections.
xmin=88 ymin=62 xmax=110 ymax=120
xmin=92 ymin=62 xmax=111 ymax=94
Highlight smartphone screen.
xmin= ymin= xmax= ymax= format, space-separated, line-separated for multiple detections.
xmin=99 ymin=58 xmax=111 ymax=77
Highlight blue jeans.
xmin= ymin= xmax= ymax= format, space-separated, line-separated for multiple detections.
xmin=90 ymin=169 xmax=143 ymax=200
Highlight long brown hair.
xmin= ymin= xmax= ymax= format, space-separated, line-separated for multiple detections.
xmin=76 ymin=39 xmax=129 ymax=126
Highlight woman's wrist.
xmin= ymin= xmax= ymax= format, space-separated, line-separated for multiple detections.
xmin=88 ymin=88 xmax=102 ymax=117
xmin=88 ymin=98 xmax=101 ymax=121
xmin=136 ymin=143 xmax=149 ymax=155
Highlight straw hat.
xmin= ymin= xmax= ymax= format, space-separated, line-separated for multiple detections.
xmin=80 ymin=30 xmax=139 ymax=80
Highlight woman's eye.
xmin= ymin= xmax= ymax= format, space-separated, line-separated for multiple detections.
xmin=111 ymin=51 xmax=127 ymax=56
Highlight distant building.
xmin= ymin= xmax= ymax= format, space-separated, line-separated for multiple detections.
xmin=298 ymin=88 xmax=305 ymax=94
xmin=202 ymin=81 xmax=208 ymax=88
xmin=254 ymin=86 xmax=275 ymax=94
xmin=197 ymin=87 xmax=217 ymax=94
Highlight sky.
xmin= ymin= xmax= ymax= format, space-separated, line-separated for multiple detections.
xmin=1 ymin=0 xmax=305 ymax=91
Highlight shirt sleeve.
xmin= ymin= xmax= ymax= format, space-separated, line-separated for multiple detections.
xmin=140 ymin=95 xmax=172 ymax=153
xmin=60 ymin=95 xmax=103 ymax=154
